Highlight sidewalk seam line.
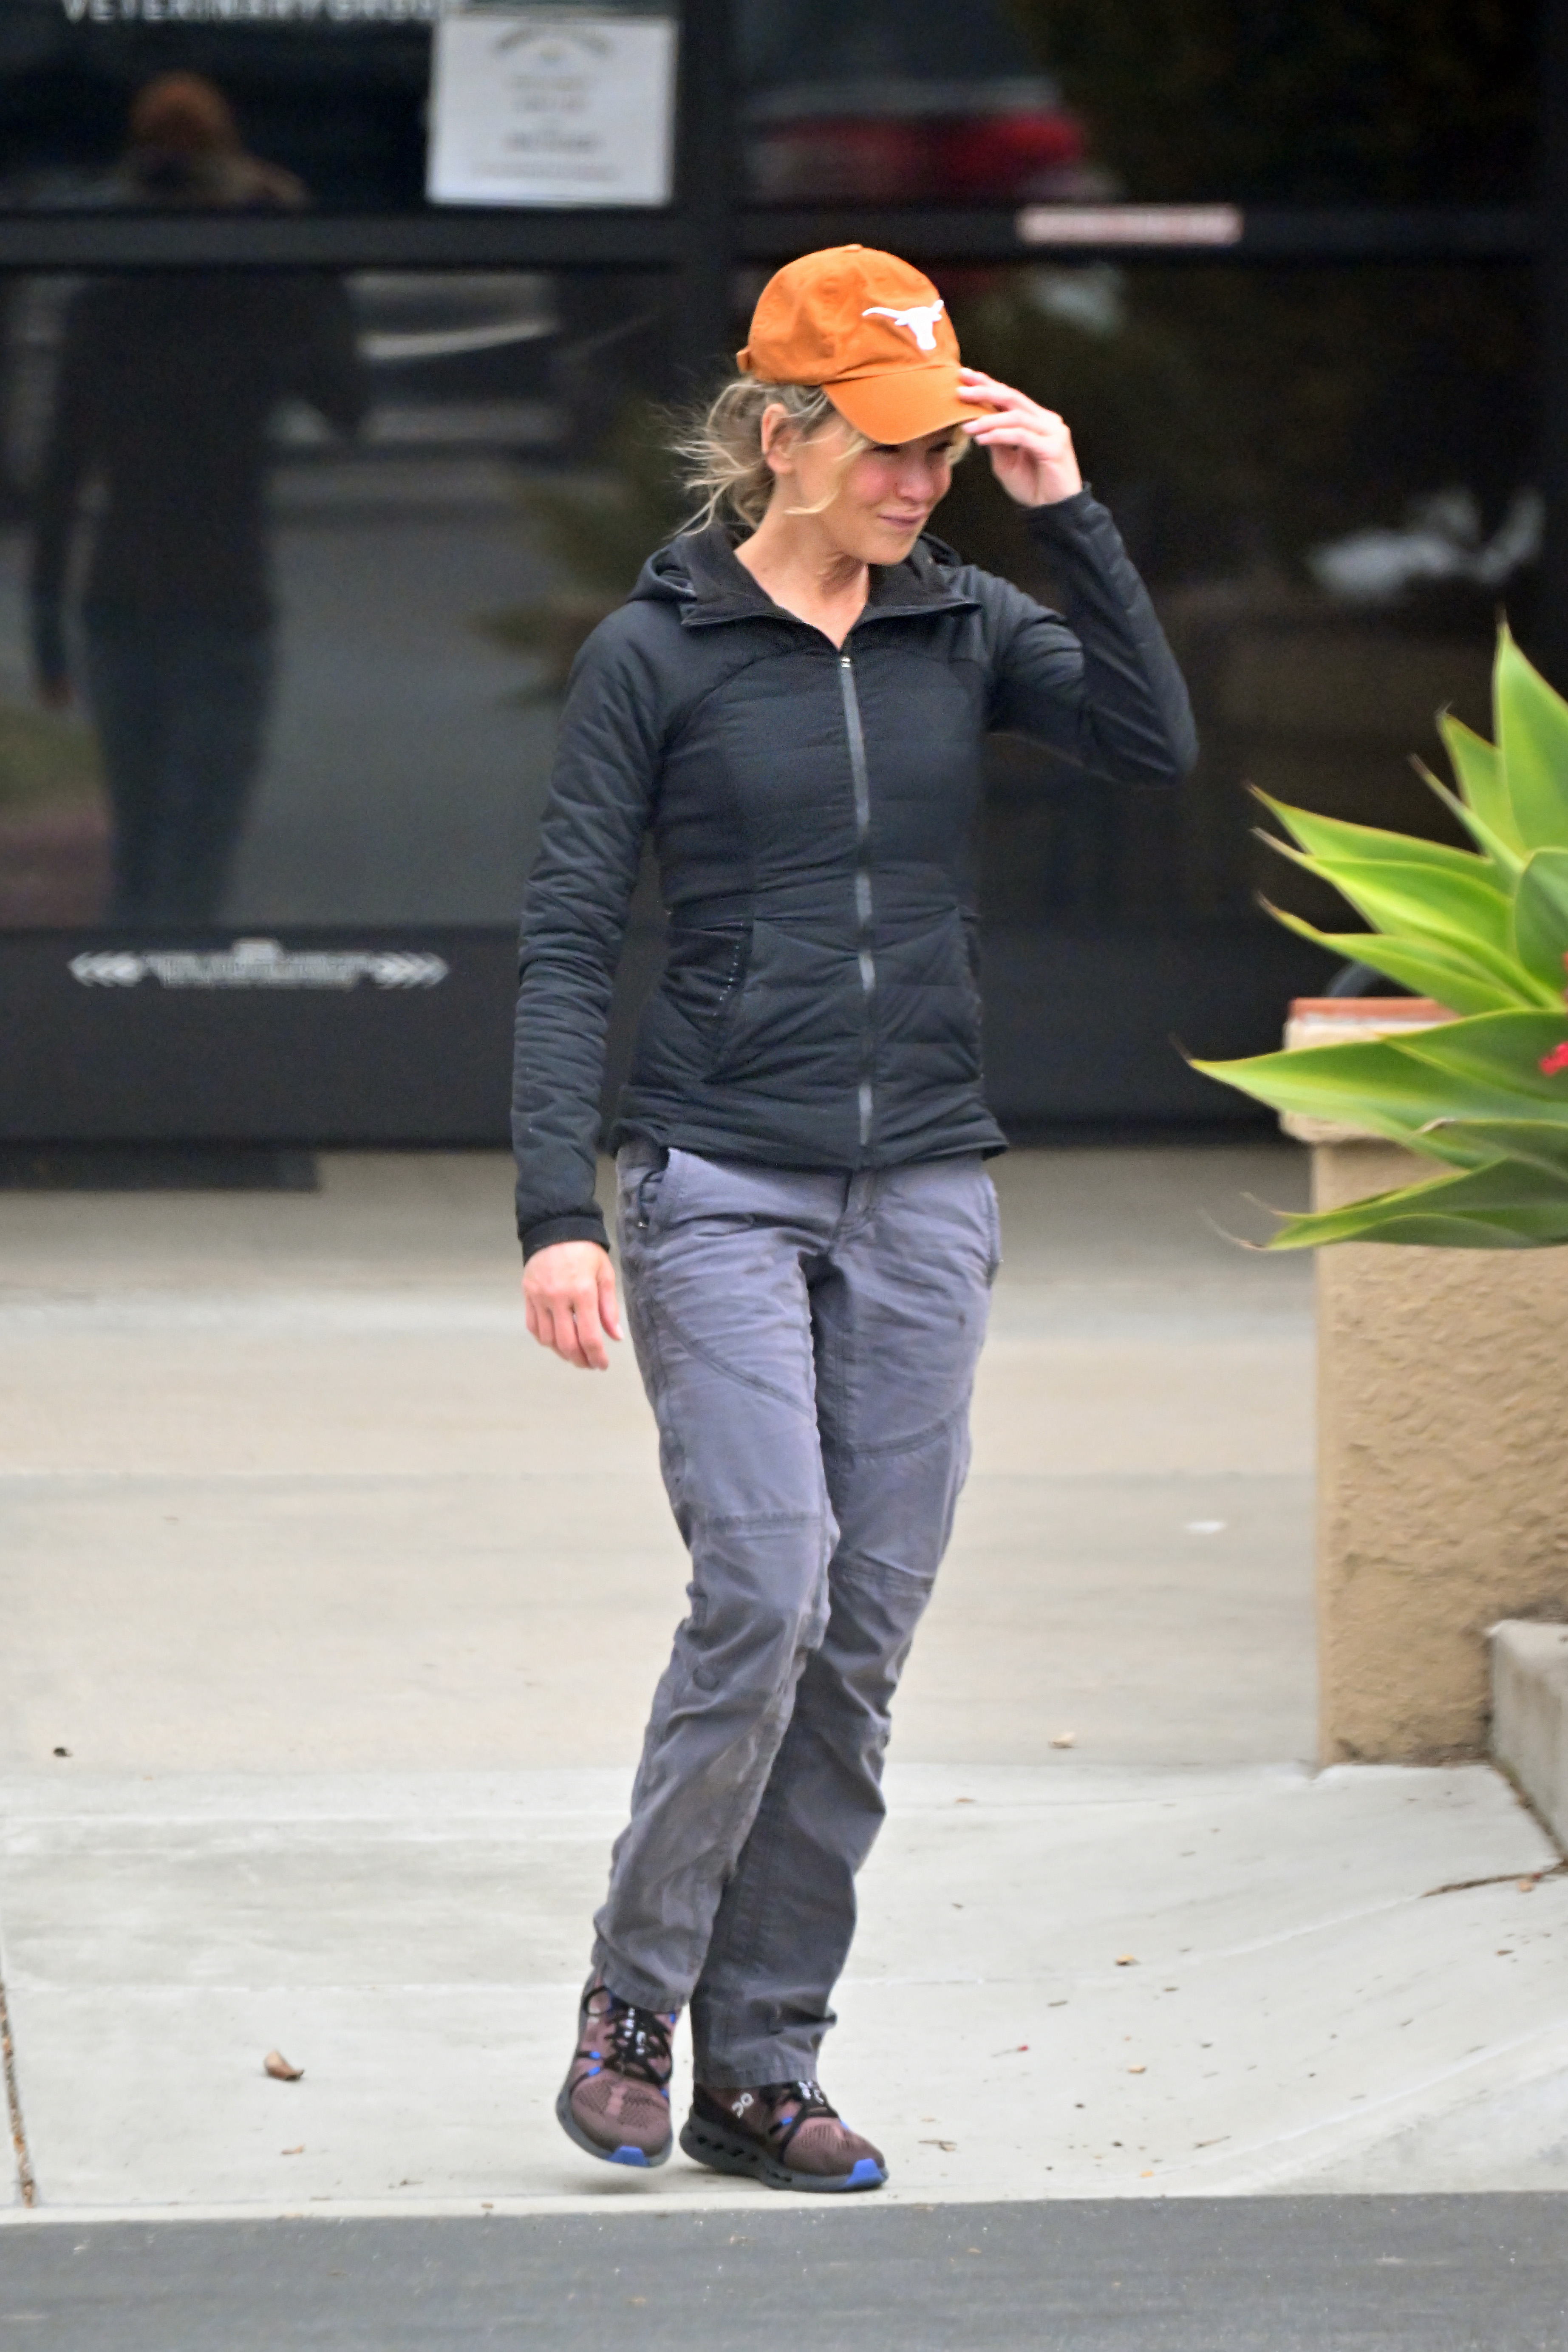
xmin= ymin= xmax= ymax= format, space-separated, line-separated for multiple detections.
xmin=0 ymin=1961 xmax=37 ymax=2208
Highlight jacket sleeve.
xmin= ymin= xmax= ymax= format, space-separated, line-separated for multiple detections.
xmin=986 ymin=488 xmax=1197 ymax=785
xmin=511 ymin=611 xmax=664 ymax=1257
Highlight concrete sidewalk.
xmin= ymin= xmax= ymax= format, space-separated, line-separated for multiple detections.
xmin=1 ymin=1762 xmax=1560 ymax=2219
xmin=1 ymin=1147 xmax=1564 ymax=2224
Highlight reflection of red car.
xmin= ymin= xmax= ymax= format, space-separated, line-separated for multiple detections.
xmin=747 ymin=79 xmax=1100 ymax=205
xmin=739 ymin=0 xmax=1107 ymax=205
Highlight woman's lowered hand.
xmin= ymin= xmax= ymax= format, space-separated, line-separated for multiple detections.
xmin=957 ymin=369 xmax=1083 ymax=508
xmin=522 ymin=1240 xmax=622 ymax=1371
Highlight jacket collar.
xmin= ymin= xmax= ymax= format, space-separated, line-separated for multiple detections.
xmin=672 ymin=520 xmax=980 ymax=631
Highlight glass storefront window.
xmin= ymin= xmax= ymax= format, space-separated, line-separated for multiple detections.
xmin=0 ymin=5 xmax=1544 ymax=1144
xmin=0 ymin=4 xmax=432 ymax=214
xmin=0 ymin=3 xmax=681 ymax=218
xmin=1006 ymin=3 xmax=1531 ymax=206
xmin=936 ymin=261 xmax=1534 ymax=938
xmin=0 ymin=263 xmax=672 ymax=928
xmin=739 ymin=0 xmax=1107 ymax=205
xmin=0 ymin=4 xmax=1532 ymax=214
xmin=738 ymin=0 xmax=1530 ymax=209
xmin=0 ymin=249 xmax=1531 ymax=948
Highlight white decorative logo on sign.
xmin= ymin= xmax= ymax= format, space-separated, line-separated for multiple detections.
xmin=861 ymin=300 xmax=946 ymax=351
xmin=427 ymin=7 xmax=678 ymax=209
xmin=69 ymin=939 xmax=449 ymax=992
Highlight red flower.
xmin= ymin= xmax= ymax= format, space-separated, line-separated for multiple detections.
xmin=1541 ymin=1042 xmax=1568 ymax=1076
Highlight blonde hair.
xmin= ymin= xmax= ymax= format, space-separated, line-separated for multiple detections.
xmin=673 ymin=377 xmax=870 ymax=532
xmin=674 ymin=375 xmax=972 ymax=533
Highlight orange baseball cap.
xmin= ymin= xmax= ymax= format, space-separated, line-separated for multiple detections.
xmin=737 ymin=246 xmax=984 ymax=446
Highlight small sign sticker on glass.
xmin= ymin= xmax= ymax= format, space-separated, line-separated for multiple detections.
xmin=428 ymin=6 xmax=678 ymax=209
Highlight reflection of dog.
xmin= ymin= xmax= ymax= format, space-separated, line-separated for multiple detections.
xmin=861 ymin=299 xmax=945 ymax=351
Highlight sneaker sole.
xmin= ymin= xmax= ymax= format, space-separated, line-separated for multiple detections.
xmin=555 ymin=2080 xmax=672 ymax=2170
xmin=679 ymin=2114 xmax=886 ymax=2193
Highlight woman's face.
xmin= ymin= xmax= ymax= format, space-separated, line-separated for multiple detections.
xmin=767 ymin=412 xmax=959 ymax=563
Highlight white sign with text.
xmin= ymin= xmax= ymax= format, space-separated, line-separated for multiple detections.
xmin=428 ymin=7 xmax=677 ymax=208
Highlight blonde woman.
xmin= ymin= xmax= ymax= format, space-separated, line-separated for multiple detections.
xmin=513 ymin=247 xmax=1194 ymax=2192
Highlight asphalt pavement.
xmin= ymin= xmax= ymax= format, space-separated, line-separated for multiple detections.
xmin=2 ymin=2200 xmax=1563 ymax=2351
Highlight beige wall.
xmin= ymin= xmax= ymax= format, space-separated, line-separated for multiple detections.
xmin=1316 ymin=1141 xmax=1568 ymax=1762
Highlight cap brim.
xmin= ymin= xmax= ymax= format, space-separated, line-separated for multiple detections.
xmin=824 ymin=364 xmax=985 ymax=446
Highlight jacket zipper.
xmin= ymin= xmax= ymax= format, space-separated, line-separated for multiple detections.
xmin=838 ymin=651 xmax=876 ymax=1152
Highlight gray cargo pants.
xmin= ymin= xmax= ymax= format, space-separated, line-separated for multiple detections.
xmin=593 ymin=1143 xmax=999 ymax=2088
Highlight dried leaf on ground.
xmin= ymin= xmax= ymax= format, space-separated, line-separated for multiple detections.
xmin=264 ymin=2050 xmax=305 ymax=2081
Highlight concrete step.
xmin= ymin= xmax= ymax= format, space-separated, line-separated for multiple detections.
xmin=1491 ymin=1621 xmax=1568 ymax=1850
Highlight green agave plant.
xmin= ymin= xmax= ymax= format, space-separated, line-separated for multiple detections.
xmin=1193 ymin=625 xmax=1568 ymax=1249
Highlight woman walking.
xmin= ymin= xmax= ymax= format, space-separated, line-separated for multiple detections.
xmin=513 ymin=246 xmax=1194 ymax=2192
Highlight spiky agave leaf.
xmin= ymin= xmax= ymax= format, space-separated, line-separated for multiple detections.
xmin=1412 ymin=756 xmax=1525 ymax=882
xmin=1201 ymin=626 xmax=1568 ymax=1248
xmin=1229 ymin=1009 xmax=1568 ymax=1246
xmin=1188 ymin=1031 xmax=1560 ymax=1165
xmin=1438 ymin=710 xmax=1524 ymax=857
xmin=1262 ymin=900 xmax=1530 ymax=1016
xmin=1418 ymin=1118 xmax=1568 ymax=1177
xmin=1258 ymin=773 xmax=1538 ymax=1007
xmin=1494 ymin=624 xmax=1568 ymax=852
xmin=1510 ymin=848 xmax=1568 ymax=998
xmin=1394 ymin=1008 xmax=1568 ymax=1101
xmin=1264 ymin=1156 xmax=1568 ymax=1250
xmin=1259 ymin=841 xmax=1552 ymax=1002
xmin=1253 ymin=788 xmax=1509 ymax=889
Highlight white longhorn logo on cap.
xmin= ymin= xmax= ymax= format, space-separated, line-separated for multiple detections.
xmin=861 ymin=298 xmax=945 ymax=351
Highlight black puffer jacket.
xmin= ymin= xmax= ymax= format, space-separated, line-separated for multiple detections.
xmin=512 ymin=490 xmax=1195 ymax=1254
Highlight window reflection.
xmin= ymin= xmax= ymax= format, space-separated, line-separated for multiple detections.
xmin=1001 ymin=3 xmax=1529 ymax=206
xmin=0 ymin=255 xmax=667 ymax=930
xmin=0 ymin=4 xmax=430 ymax=216
xmin=21 ymin=74 xmax=364 ymax=927
xmin=939 ymin=263 xmax=1533 ymax=936
xmin=0 ymin=249 xmax=1536 ymax=946
xmin=0 ymin=3 xmax=1532 ymax=217
xmin=739 ymin=0 xmax=1107 ymax=204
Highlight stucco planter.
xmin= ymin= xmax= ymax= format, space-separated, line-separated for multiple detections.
xmin=1288 ymin=1000 xmax=1568 ymax=1763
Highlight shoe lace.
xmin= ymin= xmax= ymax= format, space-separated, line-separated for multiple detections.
xmin=604 ymin=1998 xmax=674 ymax=2087
xmin=760 ymin=2078 xmax=839 ymax=2157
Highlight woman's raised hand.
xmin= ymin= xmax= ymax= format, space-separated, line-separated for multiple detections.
xmin=522 ymin=1239 xmax=622 ymax=1371
xmin=958 ymin=369 xmax=1083 ymax=508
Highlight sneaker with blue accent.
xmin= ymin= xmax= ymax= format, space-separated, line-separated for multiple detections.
xmin=680 ymin=2078 xmax=887 ymax=2192
xmin=556 ymin=1977 xmax=676 ymax=2168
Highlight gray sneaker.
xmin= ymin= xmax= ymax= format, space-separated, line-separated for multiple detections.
xmin=681 ymin=2079 xmax=887 ymax=2191
xmin=556 ymin=1978 xmax=677 ymax=2168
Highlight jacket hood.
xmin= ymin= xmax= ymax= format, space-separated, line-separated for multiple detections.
xmin=628 ymin=520 xmax=975 ymax=624
xmin=629 ymin=534 xmax=703 ymax=606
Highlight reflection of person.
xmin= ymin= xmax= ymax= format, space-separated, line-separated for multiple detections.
xmin=29 ymin=75 xmax=368 ymax=925
xmin=513 ymin=248 xmax=1196 ymax=2190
